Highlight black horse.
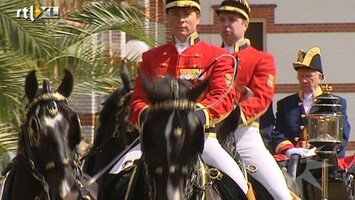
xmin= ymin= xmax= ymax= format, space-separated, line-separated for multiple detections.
xmin=1 ymin=70 xmax=90 ymax=200
xmin=98 ymin=75 xmax=247 ymax=200
xmin=83 ymin=65 xmax=139 ymax=187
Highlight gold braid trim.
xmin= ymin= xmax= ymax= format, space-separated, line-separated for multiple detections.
xmin=149 ymin=100 xmax=196 ymax=111
xmin=24 ymin=92 xmax=68 ymax=118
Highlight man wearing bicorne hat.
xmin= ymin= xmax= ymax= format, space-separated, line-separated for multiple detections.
xmin=216 ymin=0 xmax=293 ymax=199
xmin=272 ymin=46 xmax=351 ymax=158
xmin=111 ymin=0 xmax=255 ymax=198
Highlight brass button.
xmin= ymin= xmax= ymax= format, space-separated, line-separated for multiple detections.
xmin=163 ymin=52 xmax=167 ymax=56
xmin=300 ymin=125 xmax=305 ymax=130
xmin=195 ymin=54 xmax=200 ymax=58
xmin=295 ymin=137 xmax=299 ymax=142
xmin=301 ymin=114 xmax=306 ymax=118
xmin=298 ymin=102 xmax=302 ymax=106
xmin=161 ymin=63 xmax=167 ymax=67
xmin=192 ymin=64 xmax=197 ymax=68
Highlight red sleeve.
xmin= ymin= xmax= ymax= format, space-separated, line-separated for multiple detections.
xmin=130 ymin=52 xmax=150 ymax=127
xmin=198 ymin=52 xmax=236 ymax=126
xmin=238 ymin=52 xmax=276 ymax=123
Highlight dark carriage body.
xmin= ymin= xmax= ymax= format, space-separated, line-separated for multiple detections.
xmin=278 ymin=153 xmax=355 ymax=200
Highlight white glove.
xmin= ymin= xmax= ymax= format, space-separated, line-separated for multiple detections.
xmin=285 ymin=147 xmax=316 ymax=158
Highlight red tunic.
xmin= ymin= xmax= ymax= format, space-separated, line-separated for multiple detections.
xmin=233 ymin=42 xmax=276 ymax=125
xmin=130 ymin=38 xmax=236 ymax=128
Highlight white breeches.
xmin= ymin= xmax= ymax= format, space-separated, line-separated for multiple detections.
xmin=235 ymin=125 xmax=292 ymax=200
xmin=202 ymin=137 xmax=248 ymax=193
xmin=110 ymin=137 xmax=249 ymax=194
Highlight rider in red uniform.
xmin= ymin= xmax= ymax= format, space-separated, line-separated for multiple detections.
xmin=217 ymin=0 xmax=293 ymax=199
xmin=115 ymin=0 xmax=254 ymax=197
xmin=130 ymin=33 xmax=235 ymax=128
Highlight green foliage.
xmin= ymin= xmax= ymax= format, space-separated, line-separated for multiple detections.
xmin=0 ymin=0 xmax=154 ymax=154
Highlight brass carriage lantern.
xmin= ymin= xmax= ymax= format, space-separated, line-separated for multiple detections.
xmin=308 ymin=85 xmax=343 ymax=153
xmin=307 ymin=85 xmax=343 ymax=200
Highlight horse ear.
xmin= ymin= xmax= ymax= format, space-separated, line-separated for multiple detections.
xmin=140 ymin=72 xmax=154 ymax=96
xmin=57 ymin=69 xmax=73 ymax=97
xmin=25 ymin=70 xmax=38 ymax=101
xmin=121 ymin=63 xmax=132 ymax=91
xmin=216 ymin=106 xmax=241 ymax=145
xmin=194 ymin=119 xmax=205 ymax=154
xmin=187 ymin=80 xmax=209 ymax=102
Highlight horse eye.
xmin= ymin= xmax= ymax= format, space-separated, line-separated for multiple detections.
xmin=28 ymin=116 xmax=41 ymax=147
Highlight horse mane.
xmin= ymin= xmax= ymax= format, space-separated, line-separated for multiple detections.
xmin=99 ymin=64 xmax=134 ymax=125
xmin=98 ymin=86 xmax=126 ymax=124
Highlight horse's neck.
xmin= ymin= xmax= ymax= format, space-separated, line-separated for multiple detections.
xmin=3 ymin=155 xmax=45 ymax=199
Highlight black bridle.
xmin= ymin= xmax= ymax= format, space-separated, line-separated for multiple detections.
xmin=137 ymin=77 xmax=228 ymax=200
xmin=20 ymin=92 xmax=89 ymax=200
xmin=140 ymin=79 xmax=202 ymax=199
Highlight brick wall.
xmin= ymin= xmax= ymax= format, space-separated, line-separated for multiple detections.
xmin=276 ymin=83 xmax=355 ymax=94
xmin=202 ymin=4 xmax=355 ymax=34
xmin=70 ymin=94 xmax=106 ymax=143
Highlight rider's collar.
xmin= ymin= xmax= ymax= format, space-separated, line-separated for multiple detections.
xmin=173 ymin=32 xmax=200 ymax=54
xmin=173 ymin=32 xmax=200 ymax=46
xmin=222 ymin=38 xmax=250 ymax=53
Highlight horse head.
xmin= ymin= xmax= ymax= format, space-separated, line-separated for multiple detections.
xmin=141 ymin=74 xmax=207 ymax=200
xmin=83 ymin=64 xmax=139 ymax=185
xmin=21 ymin=69 xmax=82 ymax=199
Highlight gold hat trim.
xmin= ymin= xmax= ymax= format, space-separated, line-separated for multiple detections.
xmin=218 ymin=5 xmax=249 ymax=21
xmin=293 ymin=46 xmax=321 ymax=68
xmin=166 ymin=1 xmax=201 ymax=11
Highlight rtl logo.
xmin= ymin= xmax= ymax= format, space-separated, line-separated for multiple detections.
xmin=17 ymin=6 xmax=60 ymax=22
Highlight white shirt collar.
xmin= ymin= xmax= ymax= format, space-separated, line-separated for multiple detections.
xmin=302 ymin=92 xmax=314 ymax=114
xmin=223 ymin=38 xmax=245 ymax=53
xmin=174 ymin=36 xmax=191 ymax=54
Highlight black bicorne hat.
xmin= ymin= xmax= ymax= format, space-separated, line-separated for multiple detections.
xmin=216 ymin=0 xmax=251 ymax=20
xmin=293 ymin=46 xmax=323 ymax=76
xmin=165 ymin=0 xmax=201 ymax=12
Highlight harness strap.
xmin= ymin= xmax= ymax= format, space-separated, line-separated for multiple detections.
xmin=193 ymin=156 xmax=209 ymax=199
xmin=84 ymin=137 xmax=140 ymax=187
xmin=23 ymin=92 xmax=68 ymax=121
xmin=124 ymin=160 xmax=142 ymax=200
